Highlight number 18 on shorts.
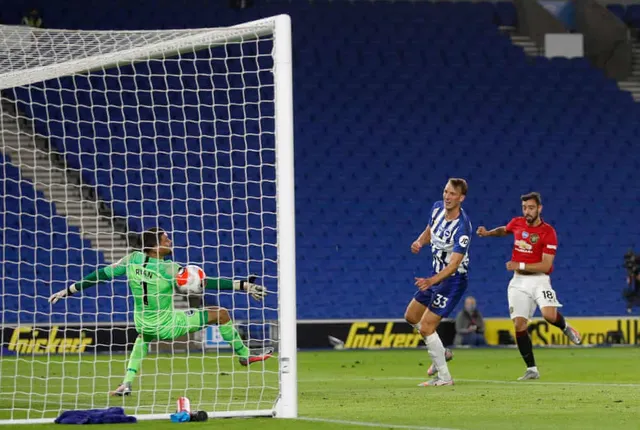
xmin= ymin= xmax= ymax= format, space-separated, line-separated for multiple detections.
xmin=508 ymin=273 xmax=562 ymax=320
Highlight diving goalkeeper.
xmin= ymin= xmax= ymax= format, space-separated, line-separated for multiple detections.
xmin=48 ymin=227 xmax=271 ymax=397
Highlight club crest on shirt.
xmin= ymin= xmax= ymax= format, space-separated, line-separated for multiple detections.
xmin=522 ymin=231 xmax=529 ymax=239
xmin=530 ymin=233 xmax=539 ymax=244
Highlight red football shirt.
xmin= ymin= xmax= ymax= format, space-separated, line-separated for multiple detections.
xmin=505 ymin=217 xmax=558 ymax=274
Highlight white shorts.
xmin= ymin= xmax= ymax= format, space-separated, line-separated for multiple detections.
xmin=507 ymin=272 xmax=562 ymax=320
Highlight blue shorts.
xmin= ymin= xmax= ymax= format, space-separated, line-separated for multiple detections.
xmin=413 ymin=274 xmax=468 ymax=318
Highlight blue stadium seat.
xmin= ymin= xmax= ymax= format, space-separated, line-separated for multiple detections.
xmin=3 ymin=0 xmax=639 ymax=323
xmin=607 ymin=4 xmax=626 ymax=22
xmin=625 ymin=4 xmax=640 ymax=27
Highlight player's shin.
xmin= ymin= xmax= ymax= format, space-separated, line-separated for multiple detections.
xmin=424 ymin=333 xmax=452 ymax=381
xmin=218 ymin=321 xmax=249 ymax=359
xmin=123 ymin=336 xmax=149 ymax=385
xmin=548 ymin=311 xmax=566 ymax=330
xmin=515 ymin=330 xmax=536 ymax=369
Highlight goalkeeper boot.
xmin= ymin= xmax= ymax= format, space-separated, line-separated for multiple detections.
xmin=426 ymin=348 xmax=453 ymax=377
xmin=239 ymin=347 xmax=274 ymax=366
xmin=109 ymin=382 xmax=132 ymax=397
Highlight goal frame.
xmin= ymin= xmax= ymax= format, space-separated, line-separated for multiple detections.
xmin=0 ymin=14 xmax=297 ymax=424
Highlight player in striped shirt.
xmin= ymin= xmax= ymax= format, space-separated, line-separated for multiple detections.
xmin=405 ymin=178 xmax=472 ymax=386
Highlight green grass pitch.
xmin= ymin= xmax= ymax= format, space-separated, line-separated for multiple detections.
xmin=1 ymin=348 xmax=639 ymax=429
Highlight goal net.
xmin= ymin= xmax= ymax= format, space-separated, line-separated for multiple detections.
xmin=0 ymin=15 xmax=296 ymax=424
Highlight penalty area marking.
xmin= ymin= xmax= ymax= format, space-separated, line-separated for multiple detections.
xmin=299 ymin=417 xmax=459 ymax=430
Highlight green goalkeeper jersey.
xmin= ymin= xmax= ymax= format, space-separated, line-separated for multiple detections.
xmin=104 ymin=251 xmax=181 ymax=330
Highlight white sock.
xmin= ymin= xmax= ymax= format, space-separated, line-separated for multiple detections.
xmin=412 ymin=323 xmax=421 ymax=333
xmin=424 ymin=333 xmax=451 ymax=380
xmin=527 ymin=366 xmax=538 ymax=373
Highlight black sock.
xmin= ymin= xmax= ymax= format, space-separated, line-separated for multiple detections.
xmin=516 ymin=330 xmax=536 ymax=368
xmin=549 ymin=312 xmax=566 ymax=330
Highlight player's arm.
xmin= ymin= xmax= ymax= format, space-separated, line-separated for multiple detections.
xmin=509 ymin=253 xmax=555 ymax=274
xmin=204 ymin=276 xmax=267 ymax=301
xmin=432 ymin=252 xmax=464 ymax=284
xmin=415 ymin=252 xmax=464 ymax=290
xmin=476 ymin=225 xmax=509 ymax=237
xmin=48 ymin=255 xmax=129 ymax=304
xmin=411 ymin=226 xmax=431 ymax=254
xmin=412 ymin=203 xmax=438 ymax=254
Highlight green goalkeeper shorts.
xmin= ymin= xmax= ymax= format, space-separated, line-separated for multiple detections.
xmin=139 ymin=309 xmax=208 ymax=341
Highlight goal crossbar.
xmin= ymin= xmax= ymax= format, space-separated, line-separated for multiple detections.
xmin=0 ymin=16 xmax=278 ymax=91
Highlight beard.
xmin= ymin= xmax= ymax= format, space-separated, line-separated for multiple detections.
xmin=525 ymin=213 xmax=539 ymax=224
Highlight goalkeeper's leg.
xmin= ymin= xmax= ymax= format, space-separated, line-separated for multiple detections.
xmin=109 ymin=335 xmax=148 ymax=396
xmin=204 ymin=306 xmax=273 ymax=366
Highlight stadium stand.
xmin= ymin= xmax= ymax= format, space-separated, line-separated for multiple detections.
xmin=0 ymin=152 xmax=131 ymax=323
xmin=1 ymin=1 xmax=639 ymax=323
xmin=606 ymin=3 xmax=640 ymax=28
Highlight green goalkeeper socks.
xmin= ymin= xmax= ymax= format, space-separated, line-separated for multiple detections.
xmin=218 ymin=321 xmax=249 ymax=359
xmin=123 ymin=336 xmax=148 ymax=385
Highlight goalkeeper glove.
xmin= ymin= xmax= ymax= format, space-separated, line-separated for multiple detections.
xmin=233 ymin=275 xmax=267 ymax=301
xmin=48 ymin=284 xmax=78 ymax=304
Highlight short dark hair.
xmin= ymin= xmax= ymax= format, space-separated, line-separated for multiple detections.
xmin=448 ymin=178 xmax=468 ymax=195
xmin=521 ymin=192 xmax=542 ymax=206
xmin=142 ymin=227 xmax=165 ymax=252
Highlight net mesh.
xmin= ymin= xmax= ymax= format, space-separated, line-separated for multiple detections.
xmin=0 ymin=22 xmax=281 ymax=421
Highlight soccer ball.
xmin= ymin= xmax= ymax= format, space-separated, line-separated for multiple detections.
xmin=176 ymin=265 xmax=205 ymax=294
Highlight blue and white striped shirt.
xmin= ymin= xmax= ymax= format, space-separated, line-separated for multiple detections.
xmin=428 ymin=201 xmax=472 ymax=275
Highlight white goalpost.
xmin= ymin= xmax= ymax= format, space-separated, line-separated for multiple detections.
xmin=0 ymin=15 xmax=296 ymax=423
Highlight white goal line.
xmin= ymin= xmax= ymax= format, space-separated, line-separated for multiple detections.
xmin=298 ymin=376 xmax=640 ymax=388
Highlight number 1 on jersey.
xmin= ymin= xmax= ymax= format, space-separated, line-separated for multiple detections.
xmin=142 ymin=281 xmax=149 ymax=306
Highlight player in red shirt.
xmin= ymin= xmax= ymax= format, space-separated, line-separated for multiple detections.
xmin=476 ymin=192 xmax=581 ymax=380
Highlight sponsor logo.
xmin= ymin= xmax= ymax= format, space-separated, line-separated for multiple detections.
xmin=514 ymin=239 xmax=533 ymax=252
xmin=485 ymin=318 xmax=640 ymax=346
xmin=458 ymin=235 xmax=470 ymax=247
xmin=6 ymin=326 xmax=93 ymax=354
xmin=344 ymin=322 xmax=423 ymax=349
xmin=296 ymin=320 xmax=457 ymax=350
xmin=204 ymin=326 xmax=231 ymax=349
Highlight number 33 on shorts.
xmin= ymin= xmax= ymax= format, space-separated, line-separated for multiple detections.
xmin=432 ymin=294 xmax=449 ymax=309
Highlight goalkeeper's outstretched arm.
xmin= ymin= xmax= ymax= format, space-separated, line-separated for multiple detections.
xmin=204 ymin=276 xmax=267 ymax=301
xmin=48 ymin=255 xmax=128 ymax=304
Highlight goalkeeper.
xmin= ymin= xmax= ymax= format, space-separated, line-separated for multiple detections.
xmin=49 ymin=227 xmax=271 ymax=397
